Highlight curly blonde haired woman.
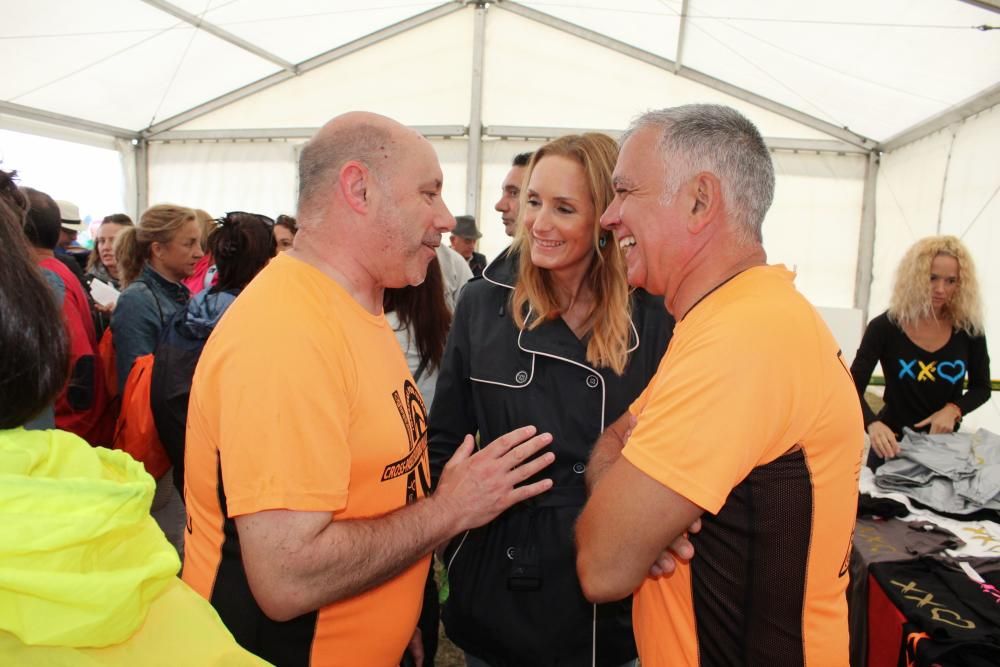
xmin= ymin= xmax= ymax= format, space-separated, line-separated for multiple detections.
xmin=851 ymin=235 xmax=991 ymax=468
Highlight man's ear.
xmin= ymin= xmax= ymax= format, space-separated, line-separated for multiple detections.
xmin=340 ymin=161 xmax=371 ymax=214
xmin=687 ymin=171 xmax=723 ymax=234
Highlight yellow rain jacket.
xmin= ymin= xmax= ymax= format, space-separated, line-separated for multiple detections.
xmin=0 ymin=427 xmax=269 ymax=665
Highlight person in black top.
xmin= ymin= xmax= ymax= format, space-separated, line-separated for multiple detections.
xmin=851 ymin=235 xmax=991 ymax=469
xmin=428 ymin=133 xmax=675 ymax=667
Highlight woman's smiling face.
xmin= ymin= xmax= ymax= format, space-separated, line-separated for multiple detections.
xmin=523 ymin=154 xmax=596 ymax=276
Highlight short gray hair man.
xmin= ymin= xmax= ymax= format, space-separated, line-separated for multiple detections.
xmin=622 ymin=104 xmax=775 ymax=246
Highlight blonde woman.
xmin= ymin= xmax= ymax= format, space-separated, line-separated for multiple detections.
xmin=428 ymin=134 xmax=674 ymax=667
xmin=851 ymin=235 xmax=991 ymax=468
xmin=111 ymin=204 xmax=204 ymax=392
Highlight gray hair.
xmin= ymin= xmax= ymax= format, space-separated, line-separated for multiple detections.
xmin=623 ymin=104 xmax=775 ymax=245
xmin=296 ymin=123 xmax=395 ymax=225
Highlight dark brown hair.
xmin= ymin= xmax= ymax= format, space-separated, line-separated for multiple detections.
xmin=209 ymin=212 xmax=277 ymax=292
xmin=383 ymin=258 xmax=451 ymax=372
xmin=0 ymin=170 xmax=69 ymax=428
xmin=275 ymin=214 xmax=297 ymax=235
xmin=20 ymin=187 xmax=62 ymax=250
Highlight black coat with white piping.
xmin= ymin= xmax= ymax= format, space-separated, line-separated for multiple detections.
xmin=428 ymin=250 xmax=674 ymax=667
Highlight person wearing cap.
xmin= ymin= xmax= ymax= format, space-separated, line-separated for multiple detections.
xmin=450 ymin=214 xmax=487 ymax=277
xmin=56 ymin=199 xmax=86 ymax=251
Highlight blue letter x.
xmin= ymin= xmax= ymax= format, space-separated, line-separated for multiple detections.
xmin=898 ymin=359 xmax=917 ymax=379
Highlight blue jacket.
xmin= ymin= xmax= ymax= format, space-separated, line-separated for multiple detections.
xmin=151 ymin=289 xmax=239 ymax=494
xmin=110 ymin=265 xmax=189 ymax=393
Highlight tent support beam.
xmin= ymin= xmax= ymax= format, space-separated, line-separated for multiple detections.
xmin=466 ymin=3 xmax=487 ymax=217
xmin=957 ymin=0 xmax=1000 ymax=14
xmin=139 ymin=0 xmax=296 ymax=72
xmin=148 ymin=126 xmax=466 ymax=141
xmin=496 ymin=1 xmax=875 ymax=151
xmin=484 ymin=125 xmax=869 ymax=154
xmin=142 ymin=2 xmax=464 ymax=137
xmin=881 ymin=83 xmax=1000 ymax=152
xmin=854 ymin=151 xmax=880 ymax=322
xmin=135 ymin=138 xmax=149 ymax=216
xmin=0 ymin=101 xmax=138 ymax=140
xmin=674 ymin=0 xmax=690 ymax=74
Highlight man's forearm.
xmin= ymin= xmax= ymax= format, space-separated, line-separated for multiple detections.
xmin=240 ymin=495 xmax=456 ymax=621
xmin=586 ymin=426 xmax=626 ymax=493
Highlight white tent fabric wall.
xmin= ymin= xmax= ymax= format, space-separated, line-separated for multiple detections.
xmin=146 ymin=137 xmax=470 ymax=225
xmin=764 ymin=151 xmax=866 ymax=309
xmin=148 ymin=140 xmax=301 ymax=219
xmin=872 ymin=105 xmax=1000 ymax=433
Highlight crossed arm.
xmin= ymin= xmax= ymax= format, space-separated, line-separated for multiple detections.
xmin=577 ymin=412 xmax=703 ymax=603
xmin=236 ymin=427 xmax=554 ymax=621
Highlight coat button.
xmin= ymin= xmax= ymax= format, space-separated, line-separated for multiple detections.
xmin=515 ymin=370 xmax=528 ymax=384
xmin=586 ymin=374 xmax=600 ymax=388
xmin=572 ymin=462 xmax=586 ymax=474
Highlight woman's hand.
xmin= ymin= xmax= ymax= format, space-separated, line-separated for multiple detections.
xmin=867 ymin=421 xmax=900 ymax=459
xmin=915 ymin=404 xmax=961 ymax=435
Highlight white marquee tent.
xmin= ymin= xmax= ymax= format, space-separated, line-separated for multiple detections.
xmin=2 ymin=0 xmax=999 ymax=428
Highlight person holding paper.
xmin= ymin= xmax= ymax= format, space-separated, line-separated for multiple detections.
xmin=87 ymin=214 xmax=132 ymax=335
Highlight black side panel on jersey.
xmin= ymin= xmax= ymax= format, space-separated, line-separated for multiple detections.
xmin=209 ymin=463 xmax=319 ymax=667
xmin=690 ymin=448 xmax=813 ymax=666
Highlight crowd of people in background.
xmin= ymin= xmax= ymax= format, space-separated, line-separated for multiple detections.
xmin=0 ymin=102 xmax=992 ymax=667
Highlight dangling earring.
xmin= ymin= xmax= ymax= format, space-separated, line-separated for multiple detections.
xmin=598 ymin=234 xmax=607 ymax=249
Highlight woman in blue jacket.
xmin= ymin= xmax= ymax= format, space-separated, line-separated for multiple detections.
xmin=111 ymin=204 xmax=204 ymax=393
xmin=428 ymin=134 xmax=673 ymax=667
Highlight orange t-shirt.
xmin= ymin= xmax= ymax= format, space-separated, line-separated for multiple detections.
xmin=623 ymin=265 xmax=862 ymax=667
xmin=183 ymin=253 xmax=431 ymax=667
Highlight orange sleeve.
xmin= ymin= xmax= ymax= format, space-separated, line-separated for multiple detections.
xmin=622 ymin=312 xmax=794 ymax=514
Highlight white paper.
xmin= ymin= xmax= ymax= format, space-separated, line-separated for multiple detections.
xmin=89 ymin=278 xmax=120 ymax=307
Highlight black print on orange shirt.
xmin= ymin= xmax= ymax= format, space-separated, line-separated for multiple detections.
xmin=382 ymin=379 xmax=432 ymax=504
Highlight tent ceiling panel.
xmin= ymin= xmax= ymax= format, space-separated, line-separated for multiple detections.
xmin=167 ymin=0 xmax=445 ymax=66
xmin=515 ymin=0 xmax=683 ymax=61
xmin=482 ymin=9 xmax=836 ymax=140
xmin=1 ymin=0 xmax=278 ymax=131
xmin=172 ymin=9 xmax=473 ymax=130
xmin=677 ymin=0 xmax=1000 ymax=142
xmin=516 ymin=0 xmax=1000 ymax=143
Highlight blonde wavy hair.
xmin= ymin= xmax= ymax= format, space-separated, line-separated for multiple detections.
xmin=510 ymin=133 xmax=632 ymax=375
xmin=888 ymin=235 xmax=984 ymax=336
